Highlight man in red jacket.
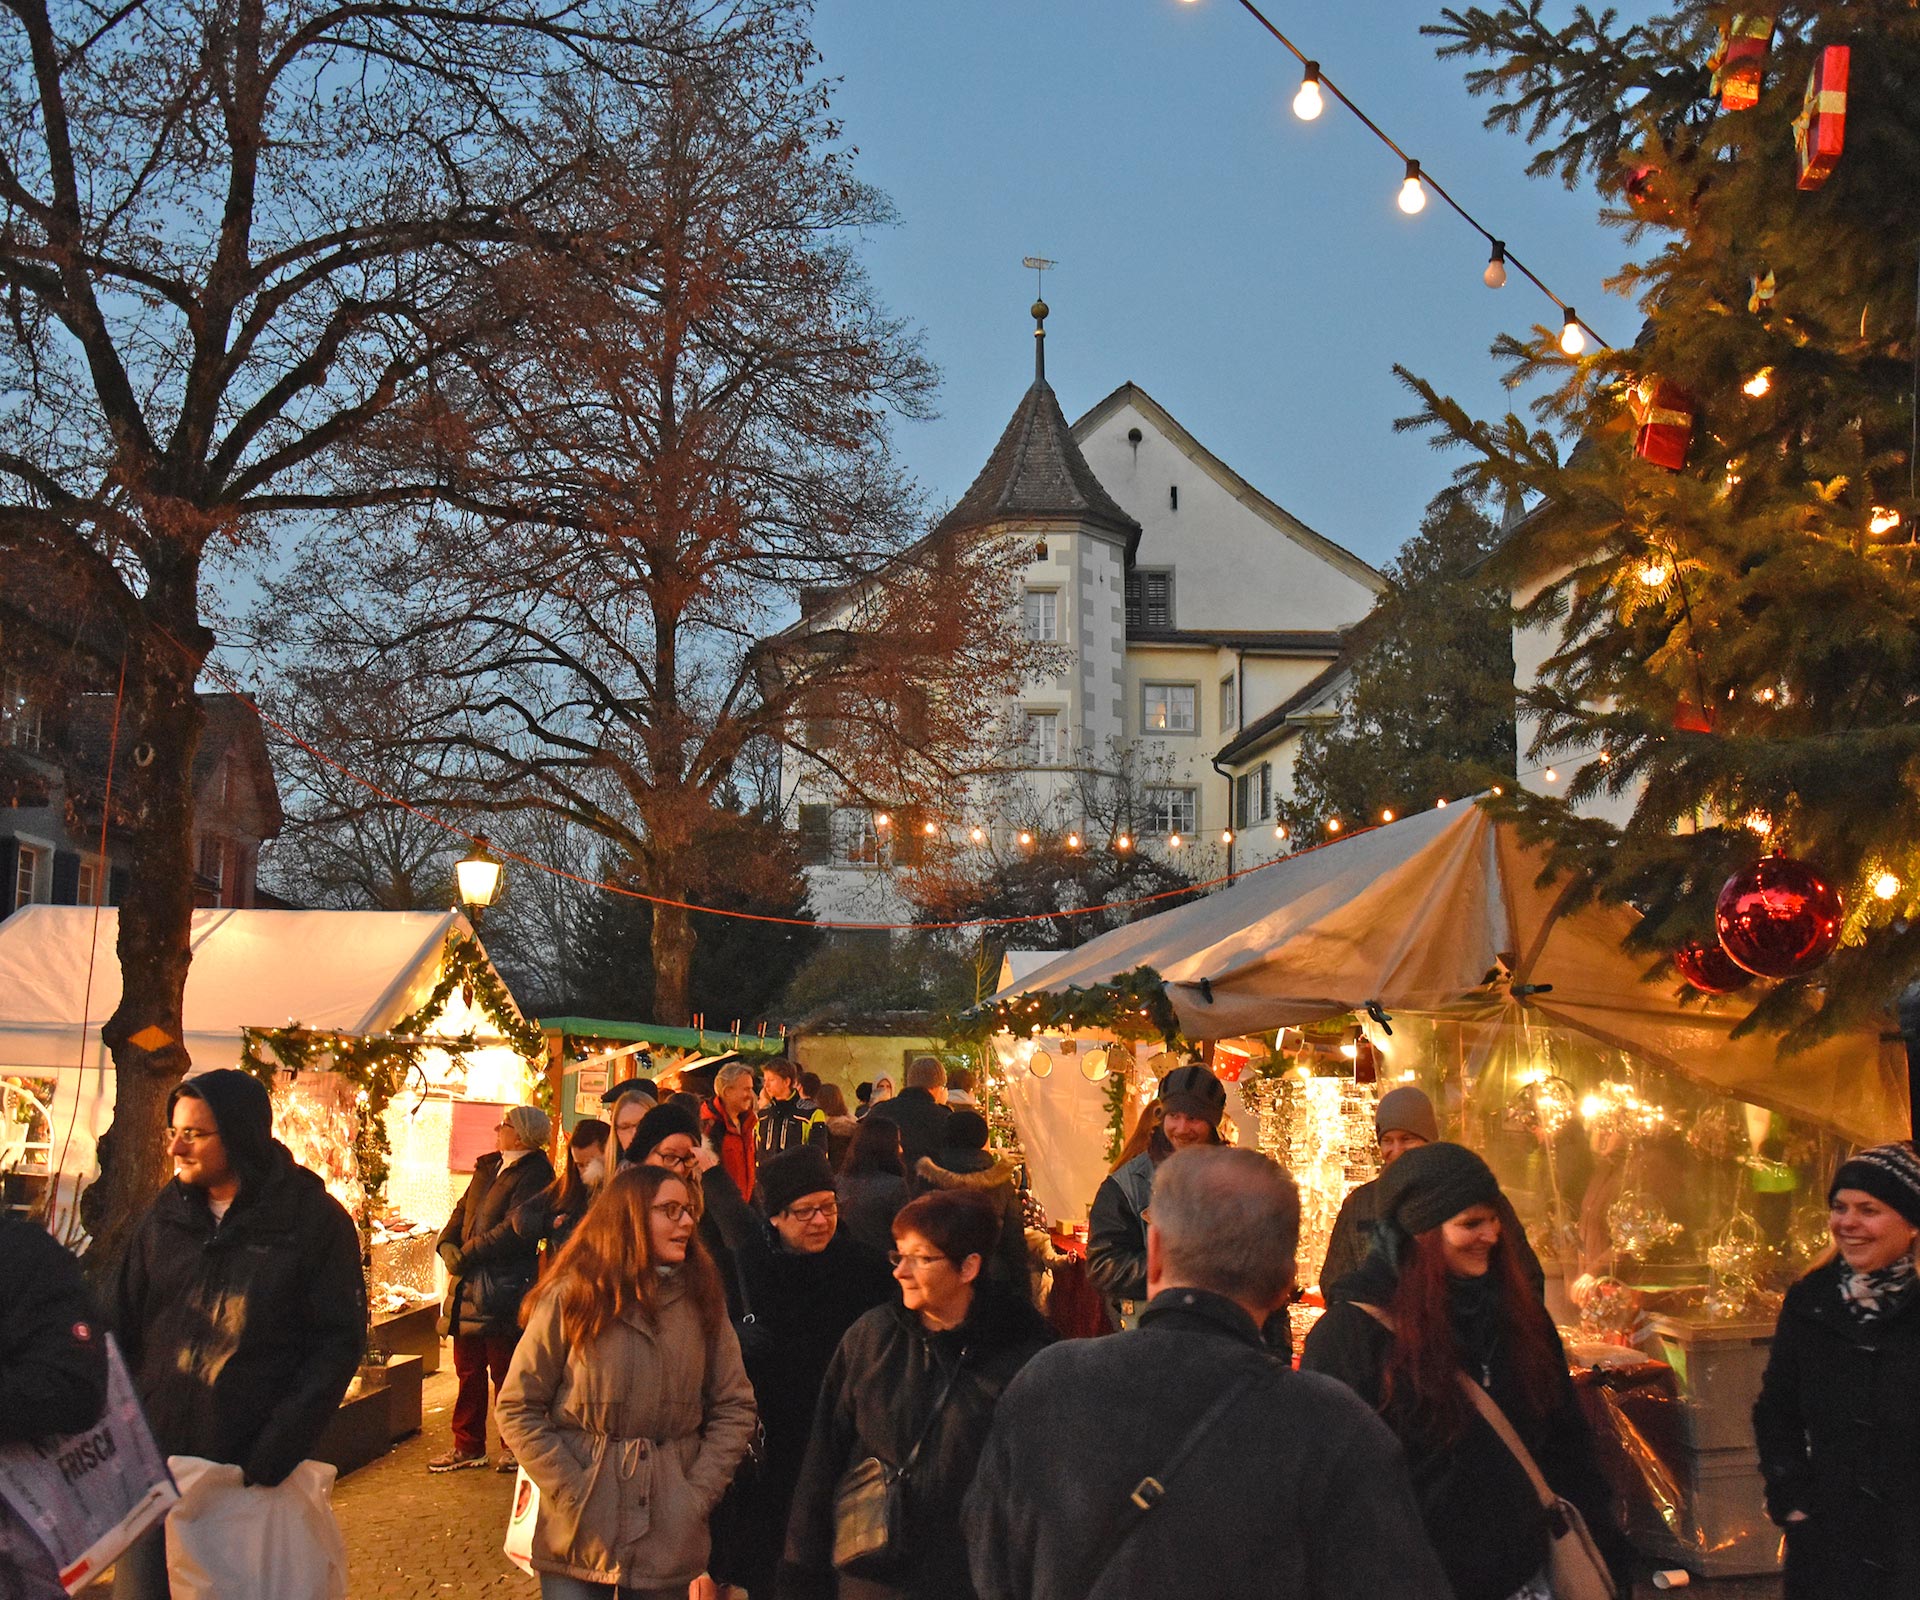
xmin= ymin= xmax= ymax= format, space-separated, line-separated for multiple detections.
xmin=702 ymin=1061 xmax=759 ymax=1201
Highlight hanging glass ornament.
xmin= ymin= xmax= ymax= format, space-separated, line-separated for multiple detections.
xmin=1607 ymin=1194 xmax=1684 ymax=1259
xmin=1687 ymin=1102 xmax=1744 ymax=1160
xmin=1673 ymin=939 xmax=1753 ymax=995
xmin=1715 ymin=854 xmax=1843 ymax=979
xmin=1504 ymin=1074 xmax=1578 ymax=1137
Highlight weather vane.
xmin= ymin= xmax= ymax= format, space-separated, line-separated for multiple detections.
xmin=1022 ymin=256 xmax=1057 ymax=298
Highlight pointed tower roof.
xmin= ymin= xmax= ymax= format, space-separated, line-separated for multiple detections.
xmin=931 ymin=302 xmax=1141 ymax=547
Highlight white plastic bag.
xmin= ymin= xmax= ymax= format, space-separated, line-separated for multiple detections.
xmin=502 ymin=1464 xmax=539 ymax=1576
xmin=163 ymin=1456 xmax=347 ymax=1600
xmin=0 ymin=1334 xmax=177 ymax=1595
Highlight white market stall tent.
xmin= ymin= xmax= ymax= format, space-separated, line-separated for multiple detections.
xmin=0 ymin=906 xmax=539 ymax=1238
xmin=998 ymin=799 xmax=1908 ymax=1148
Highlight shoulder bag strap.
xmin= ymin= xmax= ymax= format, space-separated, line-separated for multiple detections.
xmin=897 ymin=1351 xmax=969 ymax=1479
xmin=1084 ymin=1365 xmax=1267 ymax=1596
xmin=1352 ymin=1301 xmax=1556 ymax=1510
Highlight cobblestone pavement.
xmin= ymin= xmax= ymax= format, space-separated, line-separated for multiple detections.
xmin=333 ymin=1367 xmax=531 ymax=1598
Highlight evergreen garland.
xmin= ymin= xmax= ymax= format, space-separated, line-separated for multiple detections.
xmin=1102 ymin=1071 xmax=1130 ymax=1164
xmin=950 ymin=965 xmax=1184 ymax=1047
xmin=239 ymin=932 xmax=547 ymax=1200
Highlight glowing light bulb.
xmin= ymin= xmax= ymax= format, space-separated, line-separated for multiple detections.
xmin=1327 ymin=818 xmax=1342 ymax=834
xmin=1293 ymin=62 xmax=1324 ymax=120
xmin=1221 ymin=829 xmax=1234 ymax=845
xmin=1116 ymin=834 xmax=1132 ymax=851
xmin=969 ymin=826 xmax=985 ymax=844
xmin=1274 ymin=824 xmax=1288 ymax=839
xmin=1436 ymin=797 xmax=1448 ymax=807
xmin=1167 ymin=833 xmax=1182 ymax=849
xmin=1380 ymin=808 xmax=1394 ymax=822
xmin=1018 ymin=830 xmax=1033 ymax=847
xmin=1745 ymin=812 xmax=1772 ymax=837
xmin=1483 ymin=240 xmax=1507 ymax=289
xmin=922 ymin=819 xmax=938 ymax=837
xmin=873 ymin=812 xmax=890 ymax=829
xmin=1491 ymin=786 xmax=1503 ymax=796
xmin=1397 ymin=158 xmax=1425 ymax=215
xmin=1559 ymin=308 xmax=1586 ymax=356
xmin=1874 ymin=872 xmax=1902 ymax=901
xmin=1870 ymin=506 xmax=1902 ymax=535
xmin=1066 ymin=832 xmax=1081 ymax=850
xmin=1598 ymin=749 xmax=1612 ymax=764
xmin=1638 ymin=558 xmax=1671 ymax=588
xmin=1543 ymin=769 xmax=1558 ymax=783
xmin=1743 ymin=368 xmax=1772 ymax=398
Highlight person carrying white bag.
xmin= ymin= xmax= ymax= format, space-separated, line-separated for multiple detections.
xmin=109 ymin=1070 xmax=367 ymax=1600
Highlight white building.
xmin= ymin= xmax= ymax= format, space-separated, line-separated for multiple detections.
xmin=779 ymin=308 xmax=1384 ymax=923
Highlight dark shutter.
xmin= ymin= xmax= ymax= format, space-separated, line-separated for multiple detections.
xmin=50 ymin=849 xmax=80 ymax=905
xmin=797 ymin=804 xmax=832 ymax=866
xmin=109 ymin=867 xmax=130 ymax=906
xmin=0 ymin=839 xmax=15 ymax=915
xmin=894 ymin=805 xmax=927 ymax=868
xmin=1125 ymin=572 xmax=1143 ymax=629
xmin=1260 ymin=763 xmax=1273 ymax=821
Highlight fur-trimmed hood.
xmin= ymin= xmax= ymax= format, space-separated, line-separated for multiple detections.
xmin=916 ymin=1151 xmax=1019 ymax=1191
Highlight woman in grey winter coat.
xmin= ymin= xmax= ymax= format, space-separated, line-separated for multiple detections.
xmin=497 ymin=1164 xmax=758 ymax=1600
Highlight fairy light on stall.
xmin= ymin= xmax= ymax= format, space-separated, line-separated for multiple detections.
xmin=1870 ymin=507 xmax=1902 ymax=535
xmin=1743 ymin=369 xmax=1772 ymax=398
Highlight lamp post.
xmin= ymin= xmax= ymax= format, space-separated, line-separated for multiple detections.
xmin=456 ymin=836 xmax=503 ymax=932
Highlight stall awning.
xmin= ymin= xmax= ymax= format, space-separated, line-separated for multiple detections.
xmin=1002 ymin=802 xmax=1908 ymax=1145
xmin=537 ymin=1017 xmax=785 ymax=1056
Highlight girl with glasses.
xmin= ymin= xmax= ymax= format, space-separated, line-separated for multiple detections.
xmin=497 ymin=1165 xmax=757 ymax=1600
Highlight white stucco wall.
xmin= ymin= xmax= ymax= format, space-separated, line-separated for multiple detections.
xmin=1512 ymin=566 xmax=1639 ymax=828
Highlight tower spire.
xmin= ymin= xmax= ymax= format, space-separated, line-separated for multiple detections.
xmin=1021 ymin=255 xmax=1057 ymax=385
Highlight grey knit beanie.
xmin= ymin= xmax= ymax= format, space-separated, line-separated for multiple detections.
xmin=1374 ymin=1086 xmax=1439 ymax=1144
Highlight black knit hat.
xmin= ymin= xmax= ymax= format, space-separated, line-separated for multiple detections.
xmin=1829 ymin=1141 xmax=1920 ymax=1229
xmin=758 ymin=1147 xmax=836 ymax=1216
xmin=623 ymin=1101 xmax=699 ymax=1165
xmin=943 ymin=1110 xmax=990 ymax=1152
xmin=169 ymin=1069 xmax=275 ymax=1188
xmin=1377 ymin=1141 xmax=1503 ymax=1237
xmin=1158 ymin=1064 xmax=1227 ymax=1126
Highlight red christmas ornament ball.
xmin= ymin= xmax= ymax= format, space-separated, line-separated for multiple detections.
xmin=1715 ymin=855 xmax=1844 ymax=979
xmin=1674 ymin=938 xmax=1752 ymax=995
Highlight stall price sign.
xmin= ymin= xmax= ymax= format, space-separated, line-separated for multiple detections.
xmin=574 ymin=1067 xmax=609 ymax=1116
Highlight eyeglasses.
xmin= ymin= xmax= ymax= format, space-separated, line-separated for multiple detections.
xmin=888 ymin=1250 xmax=950 ymax=1272
xmin=651 ymin=1200 xmax=693 ymax=1223
xmin=165 ymin=1127 xmax=219 ymax=1148
xmin=784 ymin=1201 xmax=838 ymax=1224
xmin=656 ymin=1150 xmax=699 ymax=1172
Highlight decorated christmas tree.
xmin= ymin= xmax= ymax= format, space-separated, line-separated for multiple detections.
xmin=1399 ymin=3 xmax=1920 ymax=1052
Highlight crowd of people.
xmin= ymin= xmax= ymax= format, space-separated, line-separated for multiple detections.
xmin=2 ymin=1054 xmax=1918 ymax=1600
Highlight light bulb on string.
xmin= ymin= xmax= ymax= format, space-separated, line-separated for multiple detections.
xmin=1380 ymin=808 xmax=1394 ymax=822
xmin=1543 ymin=769 xmax=1558 ymax=783
xmin=873 ymin=812 xmax=890 ymax=830
xmin=1274 ymin=824 xmax=1288 ymax=840
xmin=1167 ymin=833 xmax=1182 ymax=850
xmin=1221 ymin=829 xmax=1234 ymax=845
xmin=1115 ymin=834 xmax=1132 ymax=852
xmin=1436 ymin=797 xmax=1448 ymax=807
xmin=1559 ymin=308 xmax=1586 ymax=356
xmin=1018 ymin=830 xmax=1033 ymax=848
xmin=1327 ymin=818 xmax=1342 ymax=834
xmin=1743 ymin=369 xmax=1772 ymax=398
xmin=1066 ymin=832 xmax=1081 ymax=850
xmin=1483 ymin=240 xmax=1507 ymax=289
xmin=1397 ymin=158 xmax=1426 ymax=215
xmin=922 ymin=819 xmax=938 ymax=837
xmin=969 ymin=826 xmax=985 ymax=844
xmin=1292 ymin=61 xmax=1324 ymax=120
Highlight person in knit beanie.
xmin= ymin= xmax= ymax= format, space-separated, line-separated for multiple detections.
xmin=1320 ymin=1085 xmax=1440 ymax=1290
xmin=1755 ymin=1140 xmax=1920 ymax=1595
xmin=1304 ymin=1142 xmax=1631 ymax=1600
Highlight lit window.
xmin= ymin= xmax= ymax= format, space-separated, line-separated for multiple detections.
xmin=1146 ymin=787 xmax=1197 ymax=836
xmin=1141 ymin=683 xmax=1196 ymax=733
xmin=1022 ymin=589 xmax=1059 ymax=643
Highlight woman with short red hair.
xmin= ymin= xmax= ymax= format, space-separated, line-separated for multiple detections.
xmin=1302 ymin=1143 xmax=1629 ymax=1600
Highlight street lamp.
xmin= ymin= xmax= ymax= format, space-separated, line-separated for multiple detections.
xmin=456 ymin=836 xmax=503 ymax=928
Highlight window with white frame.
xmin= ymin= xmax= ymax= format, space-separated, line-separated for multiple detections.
xmin=75 ymin=859 xmax=98 ymax=908
xmin=1146 ymin=787 xmax=1197 ymax=836
xmin=1219 ymin=676 xmax=1236 ymax=732
xmin=1024 ymin=710 xmax=1061 ymax=766
xmin=1022 ymin=589 xmax=1059 ymax=643
xmin=1140 ymin=682 xmax=1196 ymax=733
xmin=829 ymin=808 xmax=882 ymax=866
xmin=1234 ymin=763 xmax=1274 ymax=828
xmin=13 ymin=844 xmax=41 ymax=911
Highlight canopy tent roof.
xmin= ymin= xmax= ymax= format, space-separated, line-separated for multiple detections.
xmin=1001 ymin=802 xmax=1908 ymax=1146
xmin=538 ymin=1016 xmax=785 ymax=1057
xmin=0 ymin=906 xmax=509 ymax=1071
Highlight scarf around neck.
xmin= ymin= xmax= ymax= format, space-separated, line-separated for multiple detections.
xmin=1839 ymin=1251 xmax=1917 ymax=1323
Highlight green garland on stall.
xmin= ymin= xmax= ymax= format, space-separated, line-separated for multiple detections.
xmin=951 ymin=965 xmax=1184 ymax=1047
xmin=1102 ymin=1070 xmax=1130 ymax=1165
xmin=239 ymin=932 xmax=547 ymax=1199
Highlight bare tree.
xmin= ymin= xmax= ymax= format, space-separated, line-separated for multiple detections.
xmin=261 ymin=27 xmax=1037 ymax=1021
xmin=0 ymin=0 xmax=791 ymax=1272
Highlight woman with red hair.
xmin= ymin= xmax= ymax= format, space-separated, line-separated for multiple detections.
xmin=497 ymin=1164 xmax=757 ymax=1600
xmin=1303 ymin=1143 xmax=1629 ymax=1600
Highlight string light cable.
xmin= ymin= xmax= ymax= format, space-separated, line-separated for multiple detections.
xmin=1209 ymin=0 xmax=1611 ymax=353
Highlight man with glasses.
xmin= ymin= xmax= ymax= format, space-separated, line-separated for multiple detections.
xmin=708 ymin=1146 xmax=892 ymax=1600
xmin=110 ymin=1069 xmax=365 ymax=1600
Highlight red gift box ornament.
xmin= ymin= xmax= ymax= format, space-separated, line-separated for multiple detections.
xmin=1794 ymin=45 xmax=1849 ymax=191
xmin=1630 ymin=377 xmax=1695 ymax=471
xmin=1710 ymin=14 xmax=1774 ymax=111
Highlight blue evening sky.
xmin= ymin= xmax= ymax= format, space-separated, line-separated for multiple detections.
xmin=811 ymin=0 xmax=1647 ymax=571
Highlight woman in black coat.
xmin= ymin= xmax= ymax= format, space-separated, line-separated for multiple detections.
xmin=1302 ymin=1143 xmax=1629 ymax=1600
xmin=1754 ymin=1141 xmax=1920 ymax=1599
xmin=430 ymin=1104 xmax=555 ymax=1471
xmin=837 ymin=1115 xmax=910 ymax=1259
xmin=779 ymin=1188 xmax=1053 ymax=1600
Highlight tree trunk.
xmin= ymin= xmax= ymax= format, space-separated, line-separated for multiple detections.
xmin=651 ymin=898 xmax=695 ymax=1026
xmin=84 ymin=592 xmax=209 ymax=1288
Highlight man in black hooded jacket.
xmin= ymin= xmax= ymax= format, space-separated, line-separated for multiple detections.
xmin=110 ymin=1069 xmax=366 ymax=1599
